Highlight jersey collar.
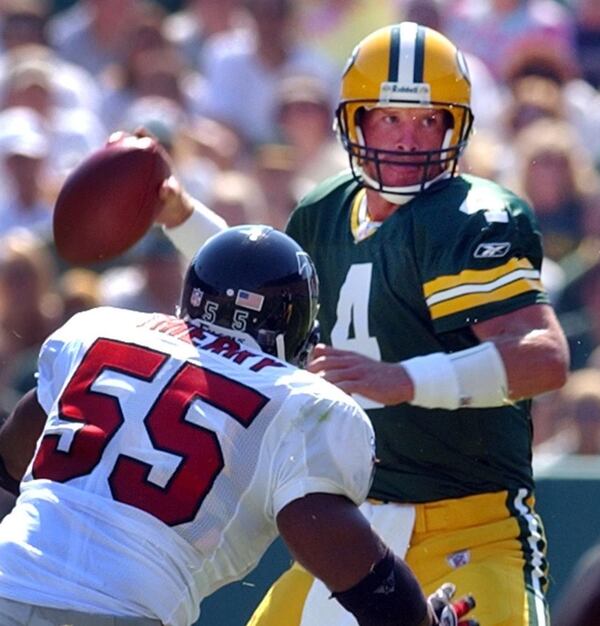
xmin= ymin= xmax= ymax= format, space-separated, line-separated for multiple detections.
xmin=350 ymin=188 xmax=383 ymax=243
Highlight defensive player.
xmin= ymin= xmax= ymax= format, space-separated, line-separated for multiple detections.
xmin=0 ymin=226 xmax=477 ymax=626
xmin=153 ymin=23 xmax=570 ymax=626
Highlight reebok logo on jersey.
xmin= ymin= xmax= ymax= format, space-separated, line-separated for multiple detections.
xmin=473 ymin=242 xmax=511 ymax=258
xmin=447 ymin=549 xmax=471 ymax=569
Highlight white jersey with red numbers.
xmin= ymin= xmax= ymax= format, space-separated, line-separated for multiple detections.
xmin=0 ymin=307 xmax=375 ymax=626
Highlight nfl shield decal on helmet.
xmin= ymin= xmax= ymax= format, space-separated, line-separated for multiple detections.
xmin=190 ymin=288 xmax=203 ymax=307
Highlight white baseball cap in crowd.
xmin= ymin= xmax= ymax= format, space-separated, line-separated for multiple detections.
xmin=0 ymin=105 xmax=48 ymax=158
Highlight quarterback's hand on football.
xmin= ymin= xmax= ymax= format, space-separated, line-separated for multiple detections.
xmin=307 ymin=344 xmax=414 ymax=405
xmin=156 ymin=175 xmax=196 ymax=228
xmin=427 ymin=583 xmax=478 ymax=626
xmin=119 ymin=127 xmax=192 ymax=230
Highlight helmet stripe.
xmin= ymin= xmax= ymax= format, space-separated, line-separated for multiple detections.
xmin=388 ymin=25 xmax=400 ymax=82
xmin=413 ymin=25 xmax=425 ymax=83
xmin=397 ymin=22 xmax=418 ymax=84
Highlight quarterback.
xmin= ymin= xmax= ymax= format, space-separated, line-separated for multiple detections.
xmin=154 ymin=22 xmax=569 ymax=626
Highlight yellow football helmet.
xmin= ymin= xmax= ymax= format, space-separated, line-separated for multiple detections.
xmin=336 ymin=22 xmax=474 ymax=202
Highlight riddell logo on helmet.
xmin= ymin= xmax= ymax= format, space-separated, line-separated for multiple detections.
xmin=380 ymin=82 xmax=431 ymax=103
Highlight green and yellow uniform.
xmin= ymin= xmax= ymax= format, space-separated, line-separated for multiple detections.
xmin=249 ymin=172 xmax=551 ymax=626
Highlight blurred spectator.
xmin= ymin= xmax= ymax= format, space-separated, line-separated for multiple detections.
xmin=199 ymin=0 xmax=337 ymax=146
xmin=100 ymin=228 xmax=183 ymax=315
xmin=461 ymin=129 xmax=505 ymax=181
xmin=208 ymin=169 xmax=269 ymax=225
xmin=57 ymin=267 xmax=102 ymax=322
xmin=572 ymin=0 xmax=600 ymax=89
xmin=0 ymin=43 xmax=102 ymax=114
xmin=98 ymin=3 xmax=205 ymax=132
xmin=400 ymin=0 xmax=442 ymax=30
xmin=297 ymin=0 xmax=399 ymax=70
xmin=274 ymin=74 xmax=347 ymax=200
xmin=504 ymin=119 xmax=600 ymax=264
xmin=444 ymin=0 xmax=575 ymax=81
xmin=0 ymin=49 xmax=105 ymax=177
xmin=0 ymin=230 xmax=62 ymax=396
xmin=0 ymin=0 xmax=50 ymax=52
xmin=0 ymin=107 xmax=54 ymax=238
xmin=101 ymin=44 xmax=204 ymax=132
xmin=501 ymin=37 xmax=600 ymax=163
xmin=531 ymin=389 xmax=563 ymax=450
xmin=503 ymin=75 xmax=565 ymax=137
xmin=252 ymin=144 xmax=297 ymax=230
xmin=534 ymin=369 xmax=600 ymax=467
xmin=164 ymin=0 xmax=250 ymax=72
xmin=185 ymin=115 xmax=246 ymax=171
xmin=48 ymin=0 xmax=144 ymax=77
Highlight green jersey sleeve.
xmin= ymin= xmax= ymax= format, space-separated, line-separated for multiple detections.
xmin=414 ymin=176 xmax=550 ymax=334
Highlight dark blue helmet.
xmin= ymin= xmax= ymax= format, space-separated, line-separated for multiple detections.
xmin=179 ymin=225 xmax=320 ymax=367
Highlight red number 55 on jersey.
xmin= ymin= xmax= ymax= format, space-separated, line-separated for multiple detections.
xmin=32 ymin=338 xmax=268 ymax=526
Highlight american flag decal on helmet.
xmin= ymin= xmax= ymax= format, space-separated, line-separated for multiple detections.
xmin=235 ymin=289 xmax=264 ymax=312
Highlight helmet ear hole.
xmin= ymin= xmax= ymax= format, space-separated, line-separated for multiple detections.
xmin=354 ymin=106 xmax=366 ymax=128
xmin=442 ymin=109 xmax=454 ymax=130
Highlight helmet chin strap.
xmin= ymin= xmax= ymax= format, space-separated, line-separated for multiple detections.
xmin=359 ymin=168 xmax=452 ymax=205
xmin=275 ymin=333 xmax=286 ymax=361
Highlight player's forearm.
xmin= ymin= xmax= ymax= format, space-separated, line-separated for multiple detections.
xmin=471 ymin=303 xmax=569 ymax=401
xmin=493 ymin=328 xmax=569 ymax=400
xmin=157 ymin=179 xmax=228 ymax=261
xmin=162 ymin=196 xmax=227 ymax=261
xmin=0 ymin=389 xmax=46 ymax=484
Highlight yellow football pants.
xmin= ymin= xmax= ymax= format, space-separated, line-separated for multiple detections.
xmin=248 ymin=490 xmax=549 ymax=626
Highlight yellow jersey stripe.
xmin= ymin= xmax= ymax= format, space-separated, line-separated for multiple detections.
xmin=426 ymin=268 xmax=541 ymax=306
xmin=423 ymin=257 xmax=534 ymax=297
xmin=429 ymin=277 xmax=544 ymax=320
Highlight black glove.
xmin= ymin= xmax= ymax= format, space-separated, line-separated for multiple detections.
xmin=428 ymin=583 xmax=479 ymax=626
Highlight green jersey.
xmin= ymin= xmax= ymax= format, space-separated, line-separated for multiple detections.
xmin=286 ymin=171 xmax=549 ymax=503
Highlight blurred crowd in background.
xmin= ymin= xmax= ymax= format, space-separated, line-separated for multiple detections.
xmin=1 ymin=0 xmax=600 ymax=465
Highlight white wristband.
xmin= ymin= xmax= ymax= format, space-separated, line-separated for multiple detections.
xmin=401 ymin=352 xmax=461 ymax=410
xmin=162 ymin=199 xmax=227 ymax=262
xmin=449 ymin=341 xmax=509 ymax=408
xmin=401 ymin=342 xmax=509 ymax=410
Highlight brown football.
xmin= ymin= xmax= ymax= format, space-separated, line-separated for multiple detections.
xmin=53 ymin=132 xmax=171 ymax=265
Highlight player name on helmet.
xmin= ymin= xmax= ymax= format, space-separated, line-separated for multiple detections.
xmin=141 ymin=315 xmax=286 ymax=373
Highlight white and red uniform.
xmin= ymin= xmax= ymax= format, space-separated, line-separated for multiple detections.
xmin=0 ymin=307 xmax=375 ymax=626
